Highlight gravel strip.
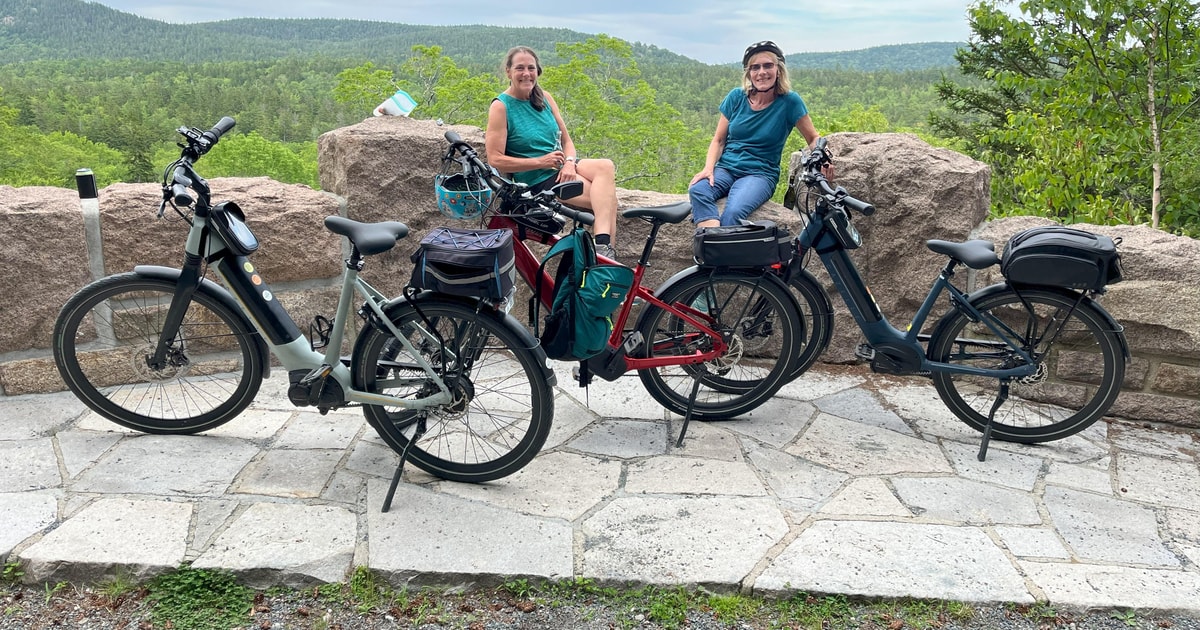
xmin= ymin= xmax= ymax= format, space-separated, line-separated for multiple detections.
xmin=4 ymin=583 xmax=1200 ymax=630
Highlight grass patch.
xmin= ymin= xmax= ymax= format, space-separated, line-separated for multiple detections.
xmin=145 ymin=566 xmax=252 ymax=630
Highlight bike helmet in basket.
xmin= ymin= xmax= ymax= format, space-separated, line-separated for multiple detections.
xmin=435 ymin=173 xmax=492 ymax=220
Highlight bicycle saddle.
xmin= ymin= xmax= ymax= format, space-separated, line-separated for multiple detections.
xmin=926 ymin=239 xmax=1000 ymax=269
xmin=324 ymin=216 xmax=410 ymax=256
xmin=620 ymin=201 xmax=693 ymax=224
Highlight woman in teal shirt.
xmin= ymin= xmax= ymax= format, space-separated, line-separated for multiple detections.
xmin=690 ymin=41 xmax=821 ymax=227
xmin=485 ymin=46 xmax=620 ymax=259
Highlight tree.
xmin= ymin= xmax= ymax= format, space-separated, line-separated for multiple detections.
xmin=540 ymin=36 xmax=708 ymax=193
xmin=0 ymin=88 xmax=129 ymax=187
xmin=933 ymin=0 xmax=1200 ymax=233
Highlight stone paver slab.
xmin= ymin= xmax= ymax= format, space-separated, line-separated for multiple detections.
xmin=582 ymin=495 xmax=787 ymax=585
xmin=367 ymin=481 xmax=573 ymax=583
xmin=814 ymin=388 xmax=912 ymax=435
xmin=719 ymin=400 xmax=815 ymax=448
xmin=818 ymin=478 xmax=911 ymax=517
xmin=892 ymin=477 xmax=1042 ymax=525
xmin=626 ymin=456 xmax=766 ymax=496
xmin=774 ymin=367 xmax=865 ymax=401
xmin=74 ymin=435 xmax=259 ymax=496
xmin=1109 ymin=423 xmax=1198 ymax=460
xmin=231 ymin=449 xmax=342 ymax=498
xmin=1044 ymin=486 xmax=1179 ymax=567
xmin=1021 ymin=561 xmax=1200 ymax=613
xmin=19 ymin=498 xmax=191 ymax=582
xmin=942 ymin=441 xmax=1043 ymax=491
xmin=193 ymin=502 xmax=356 ymax=587
xmin=569 ymin=419 xmax=667 ymax=458
xmin=787 ymin=414 xmax=953 ymax=476
xmin=273 ymin=411 xmax=364 ymax=449
xmin=552 ymin=366 xmax=663 ymax=420
xmin=1116 ymin=452 xmax=1200 ymax=510
xmin=0 ymin=492 xmax=58 ymax=555
xmin=756 ymin=520 xmax=1032 ymax=603
xmin=745 ymin=442 xmax=848 ymax=508
xmin=0 ymin=439 xmax=60 ymax=492
xmin=0 ymin=392 xmax=86 ymax=439
xmin=55 ymin=430 xmax=122 ymax=479
xmin=205 ymin=408 xmax=294 ymax=441
xmin=994 ymin=526 xmax=1071 ymax=559
xmin=439 ymin=451 xmax=619 ymax=521
xmin=544 ymin=396 xmax=600 ymax=450
xmin=1045 ymin=459 xmax=1113 ymax=495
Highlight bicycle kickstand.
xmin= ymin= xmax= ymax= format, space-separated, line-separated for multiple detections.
xmin=977 ymin=378 xmax=1010 ymax=462
xmin=675 ymin=374 xmax=704 ymax=448
xmin=382 ymin=420 xmax=426 ymax=513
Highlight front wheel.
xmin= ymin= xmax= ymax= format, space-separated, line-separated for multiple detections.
xmin=783 ymin=268 xmax=834 ymax=381
xmin=635 ymin=271 xmax=800 ymax=420
xmin=52 ymin=274 xmax=264 ymax=433
xmin=353 ymin=298 xmax=553 ymax=483
xmin=927 ymin=286 xmax=1125 ymax=443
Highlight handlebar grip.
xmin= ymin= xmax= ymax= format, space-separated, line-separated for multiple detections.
xmin=844 ymin=195 xmax=875 ymax=216
xmin=556 ymin=205 xmax=594 ymax=226
xmin=172 ymin=183 xmax=194 ymax=207
xmin=202 ymin=117 xmax=236 ymax=145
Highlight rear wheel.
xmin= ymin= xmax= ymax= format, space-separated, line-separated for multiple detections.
xmin=635 ymin=271 xmax=800 ymax=420
xmin=52 ymin=274 xmax=263 ymax=433
xmin=927 ymin=287 xmax=1125 ymax=443
xmin=354 ymin=298 xmax=553 ymax=482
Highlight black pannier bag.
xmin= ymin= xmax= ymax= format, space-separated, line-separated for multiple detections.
xmin=1000 ymin=226 xmax=1123 ymax=291
xmin=410 ymin=227 xmax=515 ymax=300
xmin=693 ymin=220 xmax=792 ymax=268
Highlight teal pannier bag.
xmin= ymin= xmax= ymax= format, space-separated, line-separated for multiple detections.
xmin=532 ymin=228 xmax=634 ymax=360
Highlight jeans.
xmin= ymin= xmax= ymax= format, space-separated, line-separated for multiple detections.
xmin=688 ymin=167 xmax=776 ymax=226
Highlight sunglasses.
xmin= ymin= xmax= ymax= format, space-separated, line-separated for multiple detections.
xmin=748 ymin=62 xmax=776 ymax=72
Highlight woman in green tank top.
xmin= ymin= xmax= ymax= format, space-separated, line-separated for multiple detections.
xmin=485 ymin=46 xmax=620 ymax=260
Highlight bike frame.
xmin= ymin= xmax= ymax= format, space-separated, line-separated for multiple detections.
xmin=796 ymin=202 xmax=1039 ymax=380
xmin=485 ymin=212 xmax=731 ymax=371
xmin=153 ymin=162 xmax=453 ymax=410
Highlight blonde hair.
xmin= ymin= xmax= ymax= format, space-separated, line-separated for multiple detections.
xmin=741 ymin=52 xmax=791 ymax=96
xmin=502 ymin=46 xmax=546 ymax=110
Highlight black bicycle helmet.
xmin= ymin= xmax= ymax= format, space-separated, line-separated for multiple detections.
xmin=742 ymin=40 xmax=785 ymax=67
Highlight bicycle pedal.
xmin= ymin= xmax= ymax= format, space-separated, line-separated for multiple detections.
xmin=855 ymin=343 xmax=876 ymax=362
xmin=300 ymin=364 xmax=333 ymax=385
xmin=621 ymin=331 xmax=644 ymax=354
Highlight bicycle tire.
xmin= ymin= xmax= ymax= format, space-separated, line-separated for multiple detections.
xmin=927 ymin=286 xmax=1125 ymax=443
xmin=354 ymin=297 xmax=553 ymax=483
xmin=783 ymin=269 xmax=835 ymax=381
xmin=52 ymin=273 xmax=264 ymax=434
xmin=635 ymin=271 xmax=800 ymax=420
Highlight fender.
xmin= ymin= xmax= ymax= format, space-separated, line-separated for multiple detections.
xmin=133 ymin=265 xmax=272 ymax=377
xmin=637 ymin=265 xmax=802 ymax=331
xmin=965 ymin=282 xmax=1131 ymax=361
xmin=353 ymin=291 xmax=557 ymax=387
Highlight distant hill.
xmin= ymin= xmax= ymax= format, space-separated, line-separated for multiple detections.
xmin=786 ymin=43 xmax=963 ymax=71
xmin=0 ymin=0 xmax=962 ymax=70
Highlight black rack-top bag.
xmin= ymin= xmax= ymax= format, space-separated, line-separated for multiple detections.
xmin=410 ymin=227 xmax=515 ymax=300
xmin=1000 ymin=226 xmax=1123 ymax=291
xmin=693 ymin=220 xmax=792 ymax=268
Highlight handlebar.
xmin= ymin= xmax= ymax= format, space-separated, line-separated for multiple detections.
xmin=160 ymin=117 xmax=236 ymax=215
xmin=800 ymin=137 xmax=875 ymax=217
xmin=443 ymin=130 xmax=595 ymax=227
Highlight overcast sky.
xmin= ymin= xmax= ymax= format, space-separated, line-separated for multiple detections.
xmin=94 ymin=1 xmax=976 ymax=64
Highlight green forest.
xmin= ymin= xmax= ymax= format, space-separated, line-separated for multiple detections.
xmin=2 ymin=0 xmax=1198 ymax=236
